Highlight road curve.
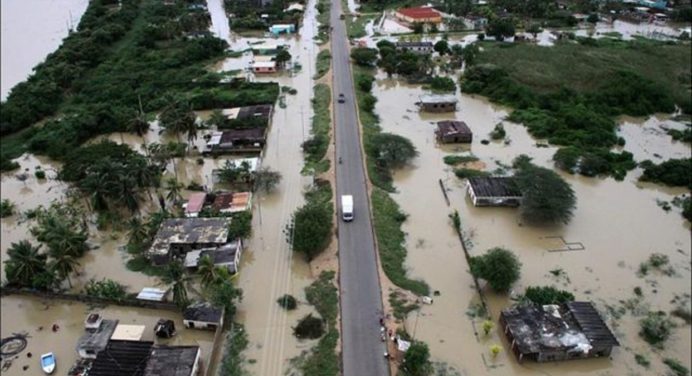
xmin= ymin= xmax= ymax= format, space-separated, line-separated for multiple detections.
xmin=330 ymin=2 xmax=389 ymax=376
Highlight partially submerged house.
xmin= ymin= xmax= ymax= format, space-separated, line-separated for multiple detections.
xmin=395 ymin=6 xmax=442 ymax=24
xmin=205 ymin=128 xmax=266 ymax=154
xmin=435 ymin=121 xmax=472 ymax=143
xmin=213 ymin=191 xmax=253 ymax=214
xmin=147 ymin=218 xmax=232 ymax=265
xmin=184 ymin=240 xmax=243 ymax=274
xmin=500 ymin=302 xmax=619 ymax=363
xmin=462 ymin=15 xmax=488 ymax=30
xmin=417 ymin=94 xmax=458 ymax=112
xmin=183 ymin=302 xmax=224 ymax=330
xmin=251 ymin=60 xmax=277 ymax=73
xmin=251 ymin=43 xmax=286 ymax=55
xmin=87 ymin=340 xmax=154 ymax=376
xmin=184 ymin=192 xmax=207 ymax=217
xmin=466 ymin=177 xmax=523 ymax=207
xmin=396 ymin=41 xmax=434 ymax=54
xmin=212 ymin=157 xmax=261 ymax=186
xmin=145 ymin=346 xmax=201 ymax=376
xmin=136 ymin=287 xmax=167 ymax=302
xmin=77 ymin=319 xmax=118 ymax=359
xmin=269 ymin=23 xmax=296 ymax=35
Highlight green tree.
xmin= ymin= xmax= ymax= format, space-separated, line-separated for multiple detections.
xmin=197 ymin=254 xmax=218 ymax=287
xmin=400 ymin=341 xmax=433 ymax=376
xmin=161 ymin=260 xmax=190 ymax=308
xmin=277 ymin=294 xmax=298 ymax=310
xmin=253 ymin=168 xmax=282 ymax=193
xmin=371 ymin=133 xmax=418 ymax=169
xmin=0 ymin=199 xmax=15 ymax=218
xmin=434 ymin=40 xmax=450 ymax=55
xmin=461 ymin=44 xmax=479 ymax=66
xmin=228 ymin=211 xmax=252 ymax=239
xmin=526 ymin=23 xmax=542 ymax=39
xmin=84 ymin=278 xmax=128 ymax=300
xmin=208 ymin=109 xmax=228 ymax=128
xmin=160 ymin=100 xmax=197 ymax=143
xmin=275 ymin=49 xmax=292 ymax=67
xmin=350 ymin=47 xmax=379 ymax=66
xmin=469 ymin=247 xmax=521 ymax=293
xmin=31 ymin=204 xmax=89 ymax=258
xmin=514 ymin=161 xmax=577 ymax=225
xmin=412 ymin=22 xmax=424 ymax=34
xmin=640 ymin=311 xmax=674 ymax=346
xmin=165 ymin=177 xmax=184 ymax=204
xmin=291 ymin=202 xmax=332 ymax=261
xmin=486 ymin=18 xmax=515 ymax=41
xmin=48 ymin=247 xmax=80 ymax=288
xmin=127 ymin=217 xmax=149 ymax=249
xmin=4 ymin=241 xmax=49 ymax=288
xmin=209 ymin=272 xmax=242 ymax=317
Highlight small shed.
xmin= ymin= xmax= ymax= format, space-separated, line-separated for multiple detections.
xmin=137 ymin=287 xmax=167 ymax=302
xmin=183 ymin=302 xmax=224 ymax=330
xmin=466 ymin=177 xmax=523 ymax=207
xmin=213 ymin=192 xmax=253 ymax=214
xmin=435 ymin=121 xmax=472 ymax=143
xmin=111 ymin=324 xmax=146 ymax=342
xmin=417 ymin=94 xmax=458 ymax=113
xmin=206 ymin=128 xmax=266 ymax=153
xmin=396 ymin=41 xmax=434 ymax=54
xmin=154 ymin=319 xmax=176 ymax=339
xmin=184 ymin=192 xmax=207 ymax=218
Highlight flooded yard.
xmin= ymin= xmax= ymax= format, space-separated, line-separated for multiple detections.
xmin=371 ymin=72 xmax=691 ymax=375
xmin=0 ymin=295 xmax=214 ymax=376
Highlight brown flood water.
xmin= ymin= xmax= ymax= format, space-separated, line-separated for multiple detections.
xmin=0 ymin=295 xmax=214 ymax=376
xmin=372 ymin=74 xmax=691 ymax=375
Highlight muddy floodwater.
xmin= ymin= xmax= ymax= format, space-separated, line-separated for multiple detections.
xmin=371 ymin=74 xmax=691 ymax=375
xmin=0 ymin=295 xmax=214 ymax=376
xmin=1 ymin=0 xmax=89 ymax=100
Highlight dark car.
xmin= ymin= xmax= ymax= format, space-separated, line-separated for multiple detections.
xmin=338 ymin=93 xmax=345 ymax=103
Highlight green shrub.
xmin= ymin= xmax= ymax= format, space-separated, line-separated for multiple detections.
xmin=634 ymin=354 xmax=650 ymax=368
xmin=639 ymin=158 xmax=692 ymax=189
xmin=663 ymin=358 xmax=689 ymax=376
xmin=523 ymin=286 xmax=575 ymax=305
xmin=84 ymin=278 xmax=128 ymax=301
xmin=228 ymin=211 xmax=252 ymax=239
xmin=515 ymin=161 xmax=576 ymax=225
xmin=470 ymin=248 xmax=521 ymax=293
xmin=294 ymin=314 xmax=325 ymax=339
xmin=489 ymin=123 xmax=506 ymax=140
xmin=34 ymin=170 xmax=46 ymax=179
xmin=429 ymin=76 xmax=456 ymax=92
xmin=639 ymin=311 xmax=675 ymax=346
xmin=454 ymin=168 xmax=490 ymax=179
xmin=0 ymin=199 xmax=15 ymax=218
xmin=443 ymin=155 xmax=478 ymax=165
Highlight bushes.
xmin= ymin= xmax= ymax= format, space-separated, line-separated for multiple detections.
xmin=350 ymin=47 xmax=378 ymax=67
xmin=294 ymin=314 xmax=325 ymax=339
xmin=664 ymin=358 xmax=690 ymax=376
xmin=302 ymin=84 xmax=331 ymax=170
xmin=553 ymin=147 xmax=636 ymax=180
xmin=454 ymin=168 xmax=490 ymax=179
xmin=639 ymin=311 xmax=675 ymax=346
xmin=639 ymin=158 xmax=692 ymax=189
xmin=355 ymin=73 xmax=375 ymax=92
xmin=228 ymin=211 xmax=253 ymax=239
xmin=315 ymin=50 xmax=332 ymax=79
xmin=84 ymin=278 xmax=128 ymax=301
xmin=277 ymin=294 xmax=298 ymax=310
xmin=0 ymin=199 xmax=15 ymax=218
xmin=523 ymin=286 xmax=575 ymax=305
xmin=443 ymin=155 xmax=478 ymax=165
xmin=429 ymin=76 xmax=456 ymax=92
xmin=469 ymin=247 xmax=521 ymax=293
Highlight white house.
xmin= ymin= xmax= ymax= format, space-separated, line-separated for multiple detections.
xmin=183 ymin=302 xmax=224 ymax=330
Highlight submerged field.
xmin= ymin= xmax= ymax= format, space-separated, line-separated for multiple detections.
xmin=475 ymin=39 xmax=691 ymax=110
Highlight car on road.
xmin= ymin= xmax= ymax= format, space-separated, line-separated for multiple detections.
xmin=338 ymin=93 xmax=345 ymax=103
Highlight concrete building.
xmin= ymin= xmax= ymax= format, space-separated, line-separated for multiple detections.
xmin=395 ymin=41 xmax=434 ymax=54
xmin=147 ymin=218 xmax=232 ymax=265
xmin=466 ymin=177 xmax=523 ymax=207
xmin=183 ymin=302 xmax=224 ymax=330
xmin=435 ymin=121 xmax=473 ymax=143
xmin=395 ymin=6 xmax=442 ymax=24
xmin=417 ymin=94 xmax=458 ymax=112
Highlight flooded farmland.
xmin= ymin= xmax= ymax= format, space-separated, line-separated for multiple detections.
xmin=371 ymin=72 xmax=691 ymax=375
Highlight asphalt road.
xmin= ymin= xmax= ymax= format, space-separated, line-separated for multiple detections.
xmin=330 ymin=2 xmax=389 ymax=376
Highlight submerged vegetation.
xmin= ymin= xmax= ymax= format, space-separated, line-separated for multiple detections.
xmin=290 ymin=180 xmax=333 ymax=262
xmin=461 ymin=38 xmax=691 ymax=179
xmin=469 ymin=247 xmax=521 ymax=293
xmin=302 ymin=84 xmax=332 ymax=174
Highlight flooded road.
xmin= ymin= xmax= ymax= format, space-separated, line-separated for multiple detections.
xmin=0 ymin=295 xmax=214 ymax=376
xmin=0 ymin=0 xmax=89 ymax=100
xmin=205 ymin=0 xmax=324 ymax=374
xmin=371 ymin=73 xmax=691 ymax=375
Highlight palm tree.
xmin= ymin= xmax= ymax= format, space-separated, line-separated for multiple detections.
xmin=127 ymin=218 xmax=149 ymax=249
xmin=165 ymin=177 xmax=184 ymax=204
xmin=4 ymin=241 xmax=48 ymax=287
xmin=32 ymin=214 xmax=88 ymax=258
xmin=161 ymin=260 xmax=190 ymax=308
xmin=197 ymin=255 xmax=218 ymax=287
xmin=48 ymin=247 xmax=80 ymax=288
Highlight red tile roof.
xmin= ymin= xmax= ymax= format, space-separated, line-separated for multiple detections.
xmin=397 ymin=7 xmax=440 ymax=20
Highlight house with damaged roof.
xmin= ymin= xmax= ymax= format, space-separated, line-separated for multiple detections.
xmin=500 ymin=302 xmax=619 ymax=363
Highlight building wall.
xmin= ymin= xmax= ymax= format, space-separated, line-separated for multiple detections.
xmin=421 ymin=102 xmax=456 ymax=112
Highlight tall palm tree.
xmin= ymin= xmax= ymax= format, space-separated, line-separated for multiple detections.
xmin=32 ymin=215 xmax=88 ymax=258
xmin=197 ymin=255 xmax=218 ymax=288
xmin=48 ymin=247 xmax=80 ymax=288
xmin=165 ymin=177 xmax=184 ymax=204
xmin=127 ymin=218 xmax=149 ymax=249
xmin=161 ymin=260 xmax=190 ymax=308
xmin=4 ymin=241 xmax=48 ymax=287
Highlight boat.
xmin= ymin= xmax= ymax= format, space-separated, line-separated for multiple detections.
xmin=40 ymin=353 xmax=56 ymax=374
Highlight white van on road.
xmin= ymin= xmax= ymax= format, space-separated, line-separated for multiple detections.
xmin=341 ymin=195 xmax=353 ymax=221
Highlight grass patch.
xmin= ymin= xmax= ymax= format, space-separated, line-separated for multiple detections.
xmin=389 ymin=291 xmax=419 ymax=320
xmin=664 ymin=358 xmax=689 ymax=376
xmin=347 ymin=14 xmax=378 ymax=39
xmin=220 ymin=323 xmax=249 ymax=376
xmin=443 ymin=155 xmax=478 ymax=166
xmin=302 ymin=84 xmax=332 ymax=174
xmin=125 ymin=256 xmax=165 ymax=277
xmin=634 ymin=354 xmax=650 ymax=368
xmin=372 ymin=188 xmax=430 ymax=296
xmin=315 ymin=0 xmax=331 ymax=43
xmin=315 ymin=50 xmax=332 ymax=79
xmin=293 ymin=271 xmax=339 ymax=376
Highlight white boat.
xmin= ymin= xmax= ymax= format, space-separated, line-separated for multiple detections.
xmin=40 ymin=352 xmax=56 ymax=374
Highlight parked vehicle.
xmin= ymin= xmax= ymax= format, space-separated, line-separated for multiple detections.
xmin=341 ymin=195 xmax=353 ymax=221
xmin=338 ymin=93 xmax=345 ymax=103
